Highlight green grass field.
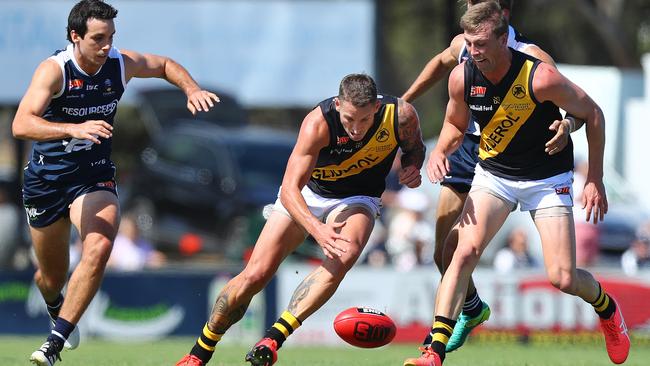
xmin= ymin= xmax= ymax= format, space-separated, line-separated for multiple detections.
xmin=1 ymin=336 xmax=648 ymax=366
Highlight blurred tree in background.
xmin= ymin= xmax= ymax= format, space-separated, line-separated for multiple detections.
xmin=376 ymin=0 xmax=650 ymax=139
xmin=7 ymin=0 xmax=650 ymax=185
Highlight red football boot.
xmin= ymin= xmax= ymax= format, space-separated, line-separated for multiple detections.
xmin=245 ymin=338 xmax=278 ymax=366
xmin=175 ymin=354 xmax=204 ymax=366
xmin=599 ymin=299 xmax=630 ymax=364
xmin=403 ymin=346 xmax=443 ymax=366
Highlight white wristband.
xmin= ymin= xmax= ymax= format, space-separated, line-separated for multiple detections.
xmin=565 ymin=116 xmax=576 ymax=133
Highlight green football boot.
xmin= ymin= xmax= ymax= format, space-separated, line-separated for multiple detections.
xmin=446 ymin=301 xmax=491 ymax=352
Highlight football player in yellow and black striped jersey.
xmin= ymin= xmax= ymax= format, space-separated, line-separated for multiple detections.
xmin=176 ymin=74 xmax=426 ymax=366
xmin=401 ymin=1 xmax=583 ymax=358
xmin=403 ymin=2 xmax=629 ymax=366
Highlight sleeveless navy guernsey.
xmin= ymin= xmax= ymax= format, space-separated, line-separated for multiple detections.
xmin=307 ymin=95 xmax=401 ymax=198
xmin=27 ymin=44 xmax=125 ymax=183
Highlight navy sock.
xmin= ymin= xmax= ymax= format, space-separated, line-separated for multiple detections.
xmin=46 ymin=294 xmax=64 ymax=319
xmin=51 ymin=317 xmax=75 ymax=344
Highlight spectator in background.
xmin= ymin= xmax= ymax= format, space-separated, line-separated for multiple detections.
xmin=0 ymin=187 xmax=20 ymax=269
xmin=107 ymin=214 xmax=166 ymax=271
xmin=621 ymin=221 xmax=650 ymax=276
xmin=573 ymin=158 xmax=599 ymax=267
xmin=493 ymin=228 xmax=538 ymax=274
xmin=386 ymin=188 xmax=434 ymax=271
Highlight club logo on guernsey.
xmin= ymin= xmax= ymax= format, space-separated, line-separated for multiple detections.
xmin=376 ymin=128 xmax=390 ymax=142
xmin=512 ymin=84 xmax=526 ymax=99
xmin=62 ymin=99 xmax=118 ymax=117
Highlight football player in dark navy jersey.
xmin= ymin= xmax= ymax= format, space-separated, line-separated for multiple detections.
xmin=405 ymin=3 xmax=629 ymax=366
xmin=175 ymin=74 xmax=425 ymax=366
xmin=12 ymin=1 xmax=219 ymax=365
xmin=401 ymin=1 xmax=585 ymax=358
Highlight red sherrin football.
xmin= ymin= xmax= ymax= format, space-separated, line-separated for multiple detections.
xmin=333 ymin=307 xmax=397 ymax=348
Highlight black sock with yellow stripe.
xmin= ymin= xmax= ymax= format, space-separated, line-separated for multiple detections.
xmin=264 ymin=310 xmax=302 ymax=349
xmin=190 ymin=323 xmax=223 ymax=363
xmin=430 ymin=316 xmax=456 ymax=362
xmin=590 ymin=283 xmax=616 ymax=319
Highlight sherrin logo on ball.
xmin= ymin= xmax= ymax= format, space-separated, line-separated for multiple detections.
xmin=333 ymin=307 xmax=396 ymax=348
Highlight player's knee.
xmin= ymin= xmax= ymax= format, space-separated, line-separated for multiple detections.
xmin=341 ymin=241 xmax=363 ymax=269
xmin=241 ymin=267 xmax=274 ymax=293
xmin=34 ymin=270 xmax=66 ymax=293
xmin=548 ymin=271 xmax=577 ymax=294
xmin=454 ymin=243 xmax=481 ymax=269
xmin=83 ymin=236 xmax=113 ymax=266
xmin=326 ymin=242 xmax=362 ymax=281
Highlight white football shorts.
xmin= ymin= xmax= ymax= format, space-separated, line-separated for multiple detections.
xmin=470 ymin=163 xmax=574 ymax=212
xmin=272 ymin=185 xmax=382 ymax=223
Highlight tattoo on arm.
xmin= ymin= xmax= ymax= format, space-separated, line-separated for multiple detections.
xmin=397 ymin=98 xmax=426 ymax=169
xmin=208 ymin=288 xmax=250 ymax=334
xmin=287 ymin=268 xmax=324 ymax=314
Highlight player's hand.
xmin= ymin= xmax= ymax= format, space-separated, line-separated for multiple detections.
xmin=186 ymin=89 xmax=220 ymax=115
xmin=545 ymin=119 xmax=570 ymax=155
xmin=312 ymin=221 xmax=349 ymax=259
xmin=399 ymin=165 xmax=422 ymax=188
xmin=582 ymin=178 xmax=608 ymax=224
xmin=426 ymin=150 xmax=450 ymax=184
xmin=67 ymin=120 xmax=113 ymax=144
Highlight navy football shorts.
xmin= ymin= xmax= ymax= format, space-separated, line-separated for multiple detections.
xmin=22 ymin=170 xmax=118 ymax=228
xmin=441 ymin=134 xmax=480 ymax=194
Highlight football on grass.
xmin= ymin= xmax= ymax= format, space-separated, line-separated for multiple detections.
xmin=333 ymin=307 xmax=396 ymax=348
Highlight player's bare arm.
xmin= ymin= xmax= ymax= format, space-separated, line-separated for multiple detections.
xmin=533 ymin=62 xmax=607 ymax=224
xmin=396 ymin=98 xmax=425 ymax=188
xmin=121 ymin=50 xmax=220 ymax=115
xmin=402 ymin=34 xmax=465 ymax=102
xmin=279 ymin=109 xmax=350 ymax=259
xmin=524 ymin=45 xmax=587 ymax=155
xmin=426 ymin=64 xmax=469 ymax=183
xmin=12 ymin=59 xmax=113 ymax=144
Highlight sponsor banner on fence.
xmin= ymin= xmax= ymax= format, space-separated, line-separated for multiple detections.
xmin=0 ymin=270 xmax=265 ymax=342
xmin=276 ymin=265 xmax=650 ymax=345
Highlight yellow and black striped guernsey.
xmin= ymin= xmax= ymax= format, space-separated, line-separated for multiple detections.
xmin=307 ymin=95 xmax=401 ymax=198
xmin=464 ymin=48 xmax=573 ymax=180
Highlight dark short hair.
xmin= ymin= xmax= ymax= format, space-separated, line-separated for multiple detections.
xmin=460 ymin=1 xmax=509 ymax=38
xmin=466 ymin=0 xmax=512 ymax=11
xmin=67 ymin=0 xmax=118 ymax=42
xmin=338 ymin=74 xmax=378 ymax=107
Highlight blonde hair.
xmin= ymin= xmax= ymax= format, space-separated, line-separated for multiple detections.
xmin=460 ymin=1 xmax=508 ymax=37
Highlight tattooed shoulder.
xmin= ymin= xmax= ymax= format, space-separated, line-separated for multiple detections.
xmin=397 ymin=98 xmax=423 ymax=147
